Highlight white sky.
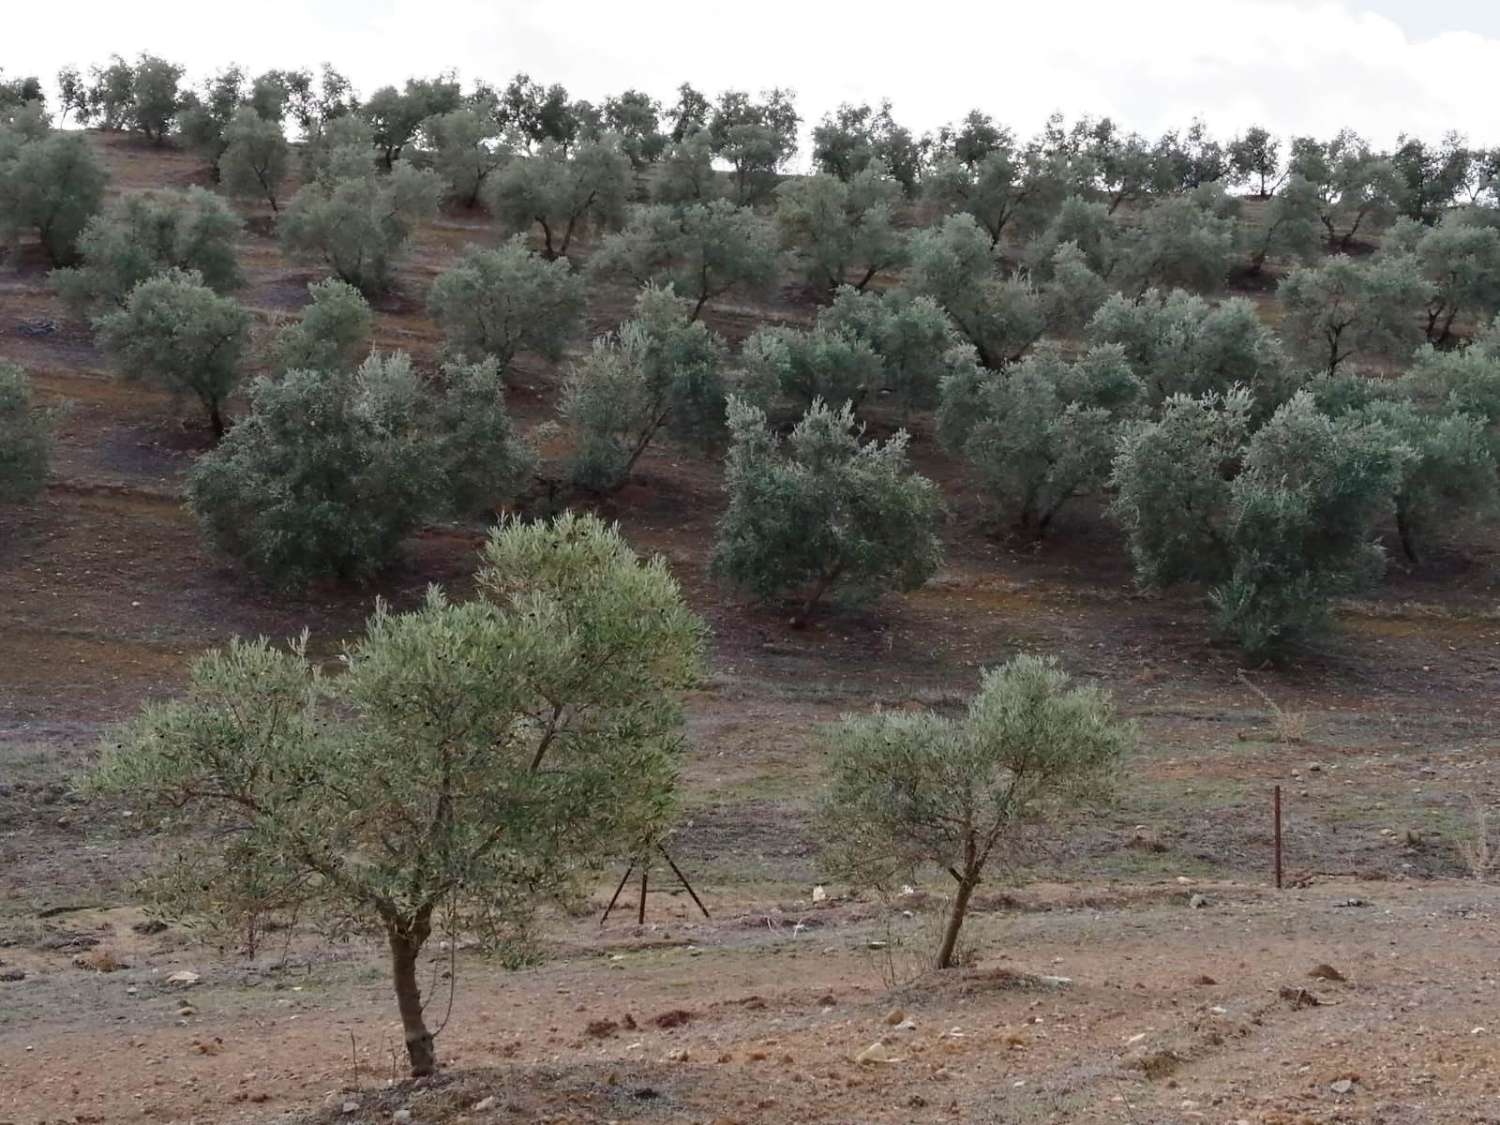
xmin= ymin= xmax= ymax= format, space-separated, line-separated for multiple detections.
xmin=5 ymin=0 xmax=1499 ymax=154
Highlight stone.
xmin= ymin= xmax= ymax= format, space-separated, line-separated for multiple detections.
xmin=165 ymin=970 xmax=200 ymax=986
xmin=340 ymin=1100 xmax=360 ymax=1115
xmin=884 ymin=1008 xmax=905 ymax=1025
xmin=855 ymin=1041 xmax=898 ymax=1065
xmin=1188 ymin=894 xmax=1209 ymax=909
xmin=393 ymin=1112 xmax=413 ymax=1124
xmin=811 ymin=885 xmax=827 ymax=903
xmin=1330 ymin=1078 xmax=1354 ymax=1095
xmin=473 ymin=1096 xmax=497 ymax=1111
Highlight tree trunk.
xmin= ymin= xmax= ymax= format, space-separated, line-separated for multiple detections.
xmin=1396 ymin=505 xmax=1420 ymax=565
xmin=388 ymin=930 xmax=437 ymax=1076
xmin=936 ymin=875 xmax=976 ymax=970
xmin=208 ymin=401 xmax=226 ymax=440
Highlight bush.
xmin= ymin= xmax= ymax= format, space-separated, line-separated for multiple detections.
xmin=939 ymin=345 xmax=1140 ymax=535
xmin=188 ymin=351 xmax=531 ymax=586
xmin=269 ymin=279 xmax=372 ymax=374
xmin=0 ymin=129 xmax=108 ymax=265
xmin=53 ymin=187 xmax=243 ymax=315
xmin=219 ymin=106 xmax=288 ymax=211
xmin=92 ymin=512 xmax=702 ymax=1076
xmin=711 ymin=397 xmax=943 ymax=622
xmin=590 ymin=200 xmax=780 ymax=320
xmin=739 ymin=323 xmax=884 ymax=412
xmin=95 ymin=269 xmax=251 ymax=437
xmin=774 ymin=167 xmax=907 ymax=292
xmin=0 ymin=361 xmax=52 ymax=504
xmin=563 ymin=285 xmax=728 ymax=491
xmin=279 ymin=162 xmax=442 ymax=294
xmin=820 ymin=654 xmax=1129 ymax=969
xmin=427 ymin=238 xmax=585 ymax=370
xmin=817 ymin=288 xmax=975 ymax=416
xmin=484 ymin=137 xmax=630 ymax=259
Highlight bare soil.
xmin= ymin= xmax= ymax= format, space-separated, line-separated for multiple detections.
xmin=3 ymin=132 xmax=1500 ymax=1125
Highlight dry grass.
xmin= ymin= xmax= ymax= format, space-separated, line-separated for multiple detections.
xmin=1456 ymin=797 xmax=1498 ymax=881
xmin=1237 ymin=671 xmax=1308 ymax=744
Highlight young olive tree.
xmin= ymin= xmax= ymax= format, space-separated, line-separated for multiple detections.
xmin=1114 ymin=183 xmax=1239 ymax=297
xmin=92 ymin=512 xmax=703 ymax=1076
xmin=279 ymin=162 xmax=442 ymax=294
xmin=820 ymin=654 xmax=1129 ymax=970
xmin=427 ymin=238 xmax=585 ymax=371
xmin=95 ymin=269 xmax=251 ymax=437
xmin=590 ymin=200 xmax=780 ymax=320
xmin=219 ymin=106 xmax=288 ymax=211
xmin=562 ymin=285 xmax=728 ymax=491
xmin=269 ymin=279 xmax=373 ymax=374
xmin=53 ymin=187 xmax=244 ymax=315
xmin=1277 ymin=254 xmax=1433 ymax=376
xmin=484 ymin=137 xmax=630 ymax=259
xmin=0 ymin=129 xmax=108 ymax=265
xmin=1229 ymin=126 xmax=1282 ymax=198
xmin=1382 ymin=215 xmax=1500 ymax=345
xmin=738 ymin=323 xmax=885 ymax=413
xmin=774 ymin=167 xmax=907 ymax=293
xmin=939 ymin=345 xmax=1141 ymax=535
xmin=187 ymin=352 xmax=531 ymax=586
xmin=712 ymin=397 xmax=943 ymax=623
xmin=0 ymin=361 xmax=52 ymax=504
xmin=423 ymin=108 xmax=509 ymax=208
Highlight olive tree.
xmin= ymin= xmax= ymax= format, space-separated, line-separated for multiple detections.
xmin=127 ymin=54 xmax=185 ymax=143
xmin=362 ymin=75 xmax=462 ymax=168
xmin=653 ymin=131 xmax=719 ymax=205
xmin=1086 ymin=289 xmax=1293 ymax=413
xmin=707 ymin=88 xmax=799 ymax=205
xmin=590 ymin=200 xmax=780 ymax=320
xmin=562 ymin=285 xmax=728 ymax=491
xmin=0 ymin=361 xmax=52 ymax=504
xmin=53 ymin=187 xmax=243 ymax=315
xmin=1244 ymin=175 xmax=1323 ymax=275
xmin=219 ymin=107 xmax=288 ymax=211
xmin=924 ymin=137 xmax=1059 ymax=248
xmin=95 ymin=269 xmax=251 ymax=437
xmin=712 ymin=397 xmax=942 ymax=623
xmin=423 ymin=108 xmax=509 ymax=207
xmin=1111 ymin=389 xmax=1408 ymax=656
xmin=427 ymin=238 xmax=585 ymax=371
xmin=187 ymin=352 xmax=531 ymax=586
xmin=739 ymin=323 xmax=885 ymax=412
xmin=92 ymin=512 xmax=703 ymax=1076
xmin=0 ymin=129 xmax=107 ymax=264
xmin=1382 ymin=215 xmax=1500 ymax=345
xmin=939 ymin=345 xmax=1140 ymax=535
xmin=280 ymin=161 xmax=442 ymax=294
xmin=818 ymin=287 xmax=976 ymax=417
xmin=484 ymin=137 xmax=630 ymax=259
xmin=176 ymin=66 xmax=248 ymax=171
xmin=269 ymin=279 xmax=372 ymax=374
xmin=810 ymin=101 xmax=922 ymax=195
xmin=1229 ymin=126 xmax=1282 ymax=197
xmin=904 ymin=214 xmax=1044 ymax=369
xmin=1114 ymin=183 xmax=1239 ymax=297
xmin=774 ymin=167 xmax=907 ymax=293
xmin=1287 ymin=131 xmax=1402 ymax=251
xmin=1277 ymin=254 xmax=1433 ymax=375
xmin=820 ymin=654 xmax=1129 ymax=970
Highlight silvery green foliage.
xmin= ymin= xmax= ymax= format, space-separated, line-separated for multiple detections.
xmin=810 ymin=101 xmax=922 ymax=196
xmin=819 ymin=654 xmax=1129 ymax=969
xmin=176 ymin=65 xmax=248 ymax=167
xmin=904 ymin=214 xmax=1043 ymax=370
xmin=270 ymin=279 xmax=373 ymax=375
xmin=602 ymin=90 xmax=666 ymax=171
xmin=484 ymin=137 xmax=630 ymax=259
xmin=92 ymin=512 xmax=703 ymax=1076
xmin=279 ymin=160 xmax=442 ymax=294
xmin=1381 ymin=214 xmax=1500 ymax=345
xmin=422 ymin=108 xmax=509 ymax=207
xmin=1114 ymin=182 xmax=1239 ymax=297
xmin=361 ymin=75 xmax=462 ymax=168
xmin=53 ymin=187 xmax=243 ymax=315
xmin=1277 ymin=253 xmax=1434 ymax=375
xmin=0 ymin=361 xmax=51 ymax=504
xmin=1286 ymin=131 xmax=1403 ymax=251
xmin=187 ymin=351 xmax=531 ymax=585
xmin=590 ymin=200 xmax=780 ymax=319
xmin=940 ymin=345 xmax=1140 ymax=535
xmin=126 ymin=54 xmax=185 ymax=143
xmin=1086 ymin=288 xmax=1294 ymax=415
xmin=1111 ymin=389 xmax=1409 ymax=656
xmin=1403 ymin=333 xmax=1500 ymax=428
xmin=923 ymin=132 xmax=1064 ymax=246
xmin=427 ymin=238 xmax=585 ymax=370
xmin=562 ymin=285 xmax=728 ymax=491
xmin=300 ymin=115 xmax=378 ymax=186
xmin=1026 ymin=195 xmax=1117 ymax=279
xmin=774 ymin=166 xmax=907 ymax=292
xmin=94 ymin=268 xmax=251 ymax=437
xmin=0 ymin=126 xmax=107 ymax=265
xmin=1229 ymin=126 xmax=1281 ymax=197
xmin=652 ymin=131 xmax=720 ymax=205
xmin=817 ymin=287 xmax=976 ymax=416
xmin=1037 ymin=242 xmax=1112 ymax=337
xmin=738 ymin=323 xmax=884 ymax=413
xmin=1245 ymin=175 xmax=1323 ymax=274
xmin=707 ymin=88 xmax=799 ymax=205
xmin=711 ymin=397 xmax=943 ymax=621
xmin=218 ymin=106 xmax=288 ymax=211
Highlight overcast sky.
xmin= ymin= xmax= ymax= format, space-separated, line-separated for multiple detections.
xmin=6 ymin=0 xmax=1499 ymax=154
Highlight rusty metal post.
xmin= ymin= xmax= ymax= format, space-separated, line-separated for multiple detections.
xmin=1274 ymin=784 xmax=1283 ymax=890
xmin=638 ymin=867 xmax=648 ymax=925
